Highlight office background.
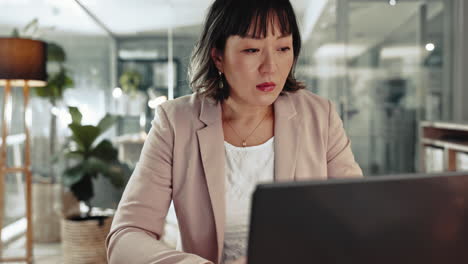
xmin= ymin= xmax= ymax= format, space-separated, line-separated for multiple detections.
xmin=0 ymin=0 xmax=468 ymax=263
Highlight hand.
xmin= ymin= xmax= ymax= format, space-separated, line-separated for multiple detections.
xmin=225 ymin=256 xmax=247 ymax=264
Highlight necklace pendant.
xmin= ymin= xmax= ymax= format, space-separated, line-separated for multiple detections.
xmin=242 ymin=141 xmax=247 ymax=147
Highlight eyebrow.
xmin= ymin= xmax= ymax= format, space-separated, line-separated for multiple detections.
xmin=243 ymin=33 xmax=292 ymax=40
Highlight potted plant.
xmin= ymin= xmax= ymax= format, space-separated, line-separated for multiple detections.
xmin=119 ymin=70 xmax=142 ymax=97
xmin=60 ymin=106 xmax=130 ymax=264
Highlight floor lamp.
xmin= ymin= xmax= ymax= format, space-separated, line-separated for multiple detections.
xmin=0 ymin=38 xmax=47 ymax=264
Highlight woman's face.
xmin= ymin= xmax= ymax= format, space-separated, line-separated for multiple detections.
xmin=213 ymin=19 xmax=294 ymax=107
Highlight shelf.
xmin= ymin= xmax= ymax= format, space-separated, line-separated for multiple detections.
xmin=422 ymin=138 xmax=468 ymax=153
xmin=420 ymin=121 xmax=468 ymax=172
xmin=421 ymin=121 xmax=468 ymax=132
xmin=115 ymin=132 xmax=147 ymax=144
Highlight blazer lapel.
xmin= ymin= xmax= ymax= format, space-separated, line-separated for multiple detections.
xmin=274 ymin=93 xmax=301 ymax=182
xmin=196 ymin=97 xmax=225 ymax=263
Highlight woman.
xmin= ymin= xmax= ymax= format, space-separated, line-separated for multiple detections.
xmin=106 ymin=0 xmax=362 ymax=263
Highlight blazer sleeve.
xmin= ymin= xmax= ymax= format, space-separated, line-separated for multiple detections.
xmin=106 ymin=105 xmax=213 ymax=264
xmin=326 ymin=100 xmax=363 ymax=178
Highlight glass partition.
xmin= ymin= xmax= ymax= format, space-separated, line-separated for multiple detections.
xmin=297 ymin=0 xmax=452 ymax=176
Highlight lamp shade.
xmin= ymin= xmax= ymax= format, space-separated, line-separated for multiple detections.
xmin=0 ymin=38 xmax=47 ymax=87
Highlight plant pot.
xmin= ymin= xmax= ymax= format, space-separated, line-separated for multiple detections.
xmin=61 ymin=215 xmax=112 ymax=264
xmin=32 ymin=182 xmax=61 ymax=242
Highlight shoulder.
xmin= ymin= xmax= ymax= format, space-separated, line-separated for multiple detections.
xmin=285 ymin=89 xmax=332 ymax=117
xmin=157 ymin=93 xmax=202 ymax=121
xmin=151 ymin=93 xmax=207 ymax=135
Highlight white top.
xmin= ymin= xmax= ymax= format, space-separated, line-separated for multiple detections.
xmin=221 ymin=137 xmax=275 ymax=264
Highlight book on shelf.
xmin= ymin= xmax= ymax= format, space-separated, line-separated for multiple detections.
xmin=425 ymin=146 xmax=444 ymax=172
xmin=457 ymin=152 xmax=468 ymax=171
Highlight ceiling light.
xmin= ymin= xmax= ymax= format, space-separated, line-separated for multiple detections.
xmin=112 ymin=87 xmax=122 ymax=98
xmin=51 ymin=107 xmax=60 ymax=116
xmin=425 ymin=43 xmax=435 ymax=51
xmin=389 ymin=0 xmax=397 ymax=6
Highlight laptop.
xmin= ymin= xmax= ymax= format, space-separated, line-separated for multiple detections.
xmin=247 ymin=171 xmax=468 ymax=264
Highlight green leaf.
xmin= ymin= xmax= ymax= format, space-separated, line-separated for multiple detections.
xmin=86 ymin=157 xmax=129 ymax=189
xmin=84 ymin=157 xmax=108 ymax=174
xmin=63 ymin=158 xmax=101 ymax=187
xmin=68 ymin=106 xmax=82 ymax=125
xmin=11 ymin=28 xmax=20 ymax=37
xmin=90 ymin=140 xmax=118 ymax=161
xmin=23 ymin=18 xmax=38 ymax=30
xmin=88 ymin=158 xmax=126 ymax=187
xmin=47 ymin=42 xmax=66 ymax=62
xmin=63 ymin=157 xmax=130 ymax=202
xmin=70 ymin=174 xmax=94 ymax=203
xmin=35 ymin=67 xmax=74 ymax=100
xmin=52 ymin=67 xmax=74 ymax=98
xmin=68 ymin=124 xmax=100 ymax=152
xmin=34 ymin=86 xmax=52 ymax=98
xmin=100 ymin=162 xmax=130 ymax=189
xmin=64 ymin=150 xmax=85 ymax=160
xmin=97 ymin=114 xmax=117 ymax=135
xmin=22 ymin=18 xmax=38 ymax=37
xmin=63 ymin=164 xmax=86 ymax=187
xmin=119 ymin=70 xmax=142 ymax=96
xmin=63 ymin=73 xmax=74 ymax=87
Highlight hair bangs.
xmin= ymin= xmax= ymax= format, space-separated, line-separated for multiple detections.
xmin=225 ymin=0 xmax=295 ymax=38
xmin=245 ymin=8 xmax=292 ymax=39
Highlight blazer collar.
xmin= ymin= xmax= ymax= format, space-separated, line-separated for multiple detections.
xmin=199 ymin=96 xmax=220 ymax=126
xmin=274 ymin=92 xmax=297 ymax=119
xmin=273 ymin=93 xmax=300 ymax=182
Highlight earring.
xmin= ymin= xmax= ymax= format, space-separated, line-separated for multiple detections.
xmin=218 ymin=71 xmax=224 ymax=89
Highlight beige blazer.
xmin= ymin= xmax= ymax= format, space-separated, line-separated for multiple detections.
xmin=106 ymin=89 xmax=363 ymax=264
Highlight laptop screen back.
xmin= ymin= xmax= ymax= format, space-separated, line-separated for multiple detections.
xmin=247 ymin=172 xmax=468 ymax=264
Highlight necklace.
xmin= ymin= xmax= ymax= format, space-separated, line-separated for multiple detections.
xmin=224 ymin=108 xmax=270 ymax=147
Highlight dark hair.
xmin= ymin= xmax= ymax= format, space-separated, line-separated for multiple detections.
xmin=189 ymin=0 xmax=305 ymax=101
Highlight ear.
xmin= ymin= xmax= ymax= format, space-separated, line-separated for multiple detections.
xmin=211 ymin=48 xmax=224 ymax=73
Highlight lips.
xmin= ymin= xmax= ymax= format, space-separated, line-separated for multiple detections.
xmin=256 ymin=82 xmax=276 ymax=92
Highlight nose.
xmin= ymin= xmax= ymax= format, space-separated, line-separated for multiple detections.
xmin=259 ymin=50 xmax=277 ymax=74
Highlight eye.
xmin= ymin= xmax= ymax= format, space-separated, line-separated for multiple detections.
xmin=243 ymin=48 xmax=259 ymax=53
xmin=279 ymin=47 xmax=291 ymax=52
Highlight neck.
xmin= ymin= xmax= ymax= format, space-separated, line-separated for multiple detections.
xmin=222 ymin=98 xmax=273 ymax=122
